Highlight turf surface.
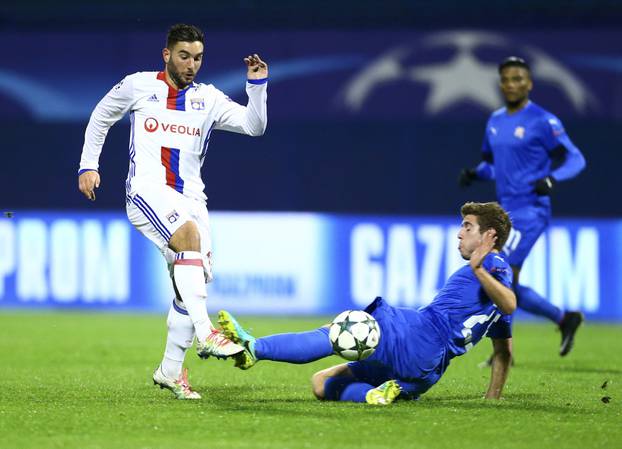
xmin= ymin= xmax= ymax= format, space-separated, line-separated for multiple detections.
xmin=0 ymin=312 xmax=620 ymax=449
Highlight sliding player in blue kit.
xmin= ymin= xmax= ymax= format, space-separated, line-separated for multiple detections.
xmin=218 ymin=202 xmax=516 ymax=405
xmin=459 ymin=57 xmax=586 ymax=358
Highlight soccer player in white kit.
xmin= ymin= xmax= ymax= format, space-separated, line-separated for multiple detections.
xmin=77 ymin=24 xmax=268 ymax=399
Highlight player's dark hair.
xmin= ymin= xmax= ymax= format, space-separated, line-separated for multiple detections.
xmin=166 ymin=24 xmax=204 ymax=49
xmin=498 ymin=56 xmax=530 ymax=75
xmin=461 ymin=202 xmax=512 ymax=251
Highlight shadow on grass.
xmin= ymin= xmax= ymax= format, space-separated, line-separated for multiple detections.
xmin=200 ymin=385 xmax=583 ymax=418
xmin=419 ymin=393 xmax=580 ymax=414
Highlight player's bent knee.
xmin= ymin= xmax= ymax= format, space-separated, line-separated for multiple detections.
xmin=169 ymin=221 xmax=201 ymax=252
xmin=311 ymin=371 xmax=327 ymax=400
xmin=311 ymin=364 xmax=351 ymax=400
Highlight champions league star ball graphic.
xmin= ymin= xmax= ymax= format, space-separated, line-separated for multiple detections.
xmin=341 ymin=30 xmax=598 ymax=116
xmin=329 ymin=310 xmax=380 ymax=361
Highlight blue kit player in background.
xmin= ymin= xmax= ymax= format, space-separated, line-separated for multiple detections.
xmin=459 ymin=56 xmax=586 ymax=358
xmin=218 ymin=202 xmax=516 ymax=405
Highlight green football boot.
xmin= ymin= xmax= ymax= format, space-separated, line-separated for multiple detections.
xmin=365 ymin=380 xmax=402 ymax=405
xmin=218 ymin=310 xmax=258 ymax=370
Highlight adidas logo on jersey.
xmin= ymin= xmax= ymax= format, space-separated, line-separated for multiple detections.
xmin=147 ymin=94 xmax=159 ymax=102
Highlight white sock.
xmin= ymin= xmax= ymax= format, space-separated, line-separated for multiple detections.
xmin=161 ymin=301 xmax=195 ymax=379
xmin=173 ymin=251 xmax=213 ymax=342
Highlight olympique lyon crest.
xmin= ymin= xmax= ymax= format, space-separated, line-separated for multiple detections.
xmin=166 ymin=210 xmax=180 ymax=224
xmin=190 ymin=98 xmax=205 ymax=111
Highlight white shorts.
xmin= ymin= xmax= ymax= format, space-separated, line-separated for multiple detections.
xmin=126 ymin=184 xmax=213 ymax=281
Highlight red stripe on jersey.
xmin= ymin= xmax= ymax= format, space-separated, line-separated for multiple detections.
xmin=174 ymin=259 xmax=203 ymax=267
xmin=167 ymin=87 xmax=177 ymax=110
xmin=160 ymin=147 xmax=176 ymax=187
xmin=157 ymin=71 xmax=183 ymax=110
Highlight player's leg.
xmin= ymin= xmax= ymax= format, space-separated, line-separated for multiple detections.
xmin=127 ymin=194 xmax=201 ymax=398
xmin=505 ymin=208 xmax=563 ymax=322
xmin=504 ymin=209 xmax=565 ymax=322
xmin=514 ymin=264 xmax=583 ymax=356
xmin=185 ymin=203 xmax=243 ymax=358
xmin=152 ymin=193 xmax=241 ymax=358
xmin=160 ymin=300 xmax=194 ymax=380
xmin=312 ymin=363 xmax=401 ymax=405
xmin=153 ymin=298 xmax=201 ymax=399
xmin=218 ymin=310 xmax=333 ymax=369
xmin=513 ymin=266 xmax=564 ymax=323
xmin=505 ymin=208 xmax=583 ymax=356
xmin=127 ymin=187 xmax=242 ymax=360
xmin=168 ymin=220 xmax=217 ymax=345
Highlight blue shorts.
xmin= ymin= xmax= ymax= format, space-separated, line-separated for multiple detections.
xmin=347 ymin=297 xmax=448 ymax=398
xmin=502 ymin=205 xmax=550 ymax=267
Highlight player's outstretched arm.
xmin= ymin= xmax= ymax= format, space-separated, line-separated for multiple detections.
xmin=212 ymin=54 xmax=268 ymax=136
xmin=78 ymin=170 xmax=101 ymax=201
xmin=470 ymin=230 xmax=517 ymax=314
xmin=485 ymin=337 xmax=512 ymax=399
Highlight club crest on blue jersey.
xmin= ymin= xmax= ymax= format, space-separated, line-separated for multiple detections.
xmin=514 ymin=126 xmax=525 ymax=139
xmin=166 ymin=210 xmax=180 ymax=224
xmin=190 ymin=98 xmax=205 ymax=110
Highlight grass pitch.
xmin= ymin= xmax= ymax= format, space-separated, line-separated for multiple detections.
xmin=0 ymin=312 xmax=620 ymax=449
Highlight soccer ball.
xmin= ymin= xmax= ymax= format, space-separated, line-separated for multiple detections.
xmin=329 ymin=310 xmax=380 ymax=361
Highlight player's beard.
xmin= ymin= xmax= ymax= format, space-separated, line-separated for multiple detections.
xmin=167 ymin=63 xmax=193 ymax=90
xmin=505 ymin=95 xmax=528 ymax=111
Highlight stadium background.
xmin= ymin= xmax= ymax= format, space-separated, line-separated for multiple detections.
xmin=1 ymin=0 xmax=621 ymax=320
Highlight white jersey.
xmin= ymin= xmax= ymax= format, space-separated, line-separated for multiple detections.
xmin=79 ymin=71 xmax=267 ymax=202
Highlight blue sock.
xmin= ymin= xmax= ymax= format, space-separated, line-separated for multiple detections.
xmin=255 ymin=327 xmax=333 ymax=363
xmin=516 ymin=285 xmax=563 ymax=323
xmin=339 ymin=382 xmax=374 ymax=403
xmin=323 ymin=376 xmax=356 ymax=401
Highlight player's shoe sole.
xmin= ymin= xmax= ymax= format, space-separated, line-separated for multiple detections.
xmin=365 ymin=380 xmax=402 ymax=405
xmin=559 ymin=311 xmax=584 ymax=356
xmin=196 ymin=329 xmax=245 ymax=360
xmin=153 ymin=366 xmax=201 ymax=400
xmin=218 ymin=310 xmax=258 ymax=370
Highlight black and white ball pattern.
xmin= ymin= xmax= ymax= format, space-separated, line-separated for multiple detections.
xmin=329 ymin=310 xmax=380 ymax=361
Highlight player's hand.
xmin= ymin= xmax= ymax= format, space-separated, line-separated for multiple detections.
xmin=245 ymin=54 xmax=268 ymax=80
xmin=470 ymin=229 xmax=497 ymax=270
xmin=534 ymin=176 xmax=555 ymax=196
xmin=78 ymin=170 xmax=100 ymax=201
xmin=458 ymin=168 xmax=477 ymax=188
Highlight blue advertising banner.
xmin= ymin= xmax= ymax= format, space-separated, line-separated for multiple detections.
xmin=1 ymin=29 xmax=621 ymax=122
xmin=0 ymin=211 xmax=620 ymax=321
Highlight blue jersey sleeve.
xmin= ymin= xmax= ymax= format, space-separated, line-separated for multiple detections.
xmin=482 ymin=253 xmax=513 ymax=289
xmin=482 ymin=253 xmax=513 ymax=339
xmin=542 ymin=115 xmax=586 ymax=181
xmin=486 ymin=314 xmax=513 ymax=339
